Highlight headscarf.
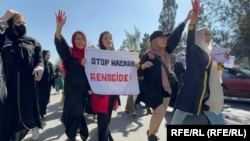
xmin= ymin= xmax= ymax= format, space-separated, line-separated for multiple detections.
xmin=4 ymin=14 xmax=27 ymax=60
xmin=195 ymin=27 xmax=224 ymax=114
xmin=5 ymin=13 xmax=26 ymax=41
xmin=42 ymin=50 xmax=50 ymax=62
xmin=175 ymin=51 xmax=186 ymax=69
xmin=195 ymin=27 xmax=212 ymax=56
xmin=61 ymin=30 xmax=87 ymax=73
xmin=71 ymin=31 xmax=86 ymax=62
xmin=149 ymin=38 xmax=172 ymax=94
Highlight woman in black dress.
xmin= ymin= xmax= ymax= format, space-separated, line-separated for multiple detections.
xmin=54 ymin=10 xmax=90 ymax=141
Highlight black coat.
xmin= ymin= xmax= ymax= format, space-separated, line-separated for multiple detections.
xmin=174 ymin=29 xmax=212 ymax=115
xmin=0 ymin=34 xmax=43 ymax=140
xmin=54 ymin=36 xmax=90 ymax=133
xmin=36 ymin=60 xmax=55 ymax=116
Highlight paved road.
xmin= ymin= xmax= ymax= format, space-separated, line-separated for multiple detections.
xmin=23 ymin=89 xmax=250 ymax=141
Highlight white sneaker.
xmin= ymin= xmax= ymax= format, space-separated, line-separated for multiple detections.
xmin=31 ymin=127 xmax=39 ymax=140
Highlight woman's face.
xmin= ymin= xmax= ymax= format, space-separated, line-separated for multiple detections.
xmin=102 ymin=33 xmax=113 ymax=50
xmin=13 ymin=15 xmax=26 ymax=26
xmin=75 ymin=33 xmax=86 ymax=49
xmin=44 ymin=52 xmax=51 ymax=61
xmin=157 ymin=36 xmax=167 ymax=48
xmin=204 ymin=29 xmax=212 ymax=44
xmin=12 ymin=15 xmax=26 ymax=35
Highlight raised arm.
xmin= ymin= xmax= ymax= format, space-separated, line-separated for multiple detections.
xmin=186 ymin=0 xmax=202 ymax=59
xmin=55 ymin=10 xmax=67 ymax=41
xmin=0 ymin=10 xmax=19 ymax=49
xmin=166 ymin=10 xmax=192 ymax=53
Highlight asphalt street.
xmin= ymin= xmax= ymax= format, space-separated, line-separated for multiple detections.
xmin=22 ymin=89 xmax=250 ymax=141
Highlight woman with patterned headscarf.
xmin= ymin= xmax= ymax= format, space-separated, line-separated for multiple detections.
xmin=54 ymin=10 xmax=90 ymax=141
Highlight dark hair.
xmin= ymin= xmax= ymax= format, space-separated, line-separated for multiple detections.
xmin=42 ymin=50 xmax=50 ymax=58
xmin=98 ymin=31 xmax=114 ymax=50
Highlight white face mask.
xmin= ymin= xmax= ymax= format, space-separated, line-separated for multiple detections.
xmin=204 ymin=43 xmax=209 ymax=48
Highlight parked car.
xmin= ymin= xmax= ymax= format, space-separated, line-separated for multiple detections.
xmin=222 ymin=65 xmax=250 ymax=99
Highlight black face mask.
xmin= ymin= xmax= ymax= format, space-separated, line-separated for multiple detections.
xmin=14 ymin=24 xmax=26 ymax=37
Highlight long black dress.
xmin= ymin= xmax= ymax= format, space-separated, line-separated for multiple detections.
xmin=0 ymin=32 xmax=43 ymax=140
xmin=36 ymin=58 xmax=55 ymax=119
xmin=54 ymin=36 xmax=90 ymax=139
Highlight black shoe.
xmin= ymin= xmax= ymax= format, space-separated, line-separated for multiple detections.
xmin=147 ymin=108 xmax=152 ymax=115
xmin=41 ymin=115 xmax=45 ymax=120
xmin=131 ymin=112 xmax=137 ymax=118
xmin=147 ymin=130 xmax=158 ymax=141
xmin=67 ymin=137 xmax=75 ymax=141
xmin=80 ymin=135 xmax=88 ymax=141
xmin=11 ymin=129 xmax=29 ymax=141
xmin=148 ymin=135 xmax=158 ymax=141
xmin=109 ymin=131 xmax=114 ymax=141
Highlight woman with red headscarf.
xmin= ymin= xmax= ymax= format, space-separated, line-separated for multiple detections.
xmin=54 ymin=10 xmax=90 ymax=141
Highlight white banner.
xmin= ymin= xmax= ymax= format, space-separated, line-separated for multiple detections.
xmin=85 ymin=47 xmax=140 ymax=95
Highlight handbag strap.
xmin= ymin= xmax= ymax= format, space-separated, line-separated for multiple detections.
xmin=155 ymin=55 xmax=171 ymax=76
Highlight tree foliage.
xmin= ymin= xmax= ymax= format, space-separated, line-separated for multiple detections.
xmin=118 ymin=26 xmax=141 ymax=52
xmin=117 ymin=0 xmax=250 ymax=67
xmin=139 ymin=33 xmax=150 ymax=57
xmin=158 ymin=0 xmax=179 ymax=66
xmin=159 ymin=0 xmax=177 ymax=32
xmin=201 ymin=0 xmax=250 ymax=66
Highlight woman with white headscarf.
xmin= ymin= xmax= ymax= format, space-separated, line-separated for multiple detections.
xmin=174 ymin=51 xmax=186 ymax=88
xmin=171 ymin=0 xmax=227 ymax=125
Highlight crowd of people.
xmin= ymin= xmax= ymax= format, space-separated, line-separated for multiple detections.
xmin=0 ymin=0 xmax=230 ymax=141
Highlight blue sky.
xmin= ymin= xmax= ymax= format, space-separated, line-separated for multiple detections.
xmin=1 ymin=0 xmax=191 ymax=64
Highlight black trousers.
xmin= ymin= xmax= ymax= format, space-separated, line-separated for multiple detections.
xmin=65 ymin=115 xmax=88 ymax=140
xmin=97 ymin=98 xmax=115 ymax=141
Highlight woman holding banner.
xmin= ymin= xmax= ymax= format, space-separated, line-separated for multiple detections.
xmin=54 ymin=10 xmax=90 ymax=141
xmin=91 ymin=31 xmax=120 ymax=141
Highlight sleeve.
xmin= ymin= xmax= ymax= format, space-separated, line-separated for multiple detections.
xmin=137 ymin=54 xmax=147 ymax=78
xmin=186 ymin=26 xmax=196 ymax=57
xmin=54 ymin=35 xmax=71 ymax=61
xmin=0 ymin=19 xmax=8 ymax=34
xmin=174 ymin=62 xmax=185 ymax=78
xmin=34 ymin=40 xmax=44 ymax=69
xmin=0 ymin=20 xmax=8 ymax=52
xmin=50 ymin=62 xmax=55 ymax=87
xmin=165 ymin=22 xmax=186 ymax=54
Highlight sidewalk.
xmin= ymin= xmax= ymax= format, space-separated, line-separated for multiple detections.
xmin=23 ymin=89 xmax=167 ymax=141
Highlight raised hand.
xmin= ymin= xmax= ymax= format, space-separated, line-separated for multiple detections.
xmin=55 ymin=10 xmax=66 ymax=27
xmin=55 ymin=10 xmax=66 ymax=40
xmin=1 ymin=9 xmax=19 ymax=22
xmin=191 ymin=0 xmax=201 ymax=15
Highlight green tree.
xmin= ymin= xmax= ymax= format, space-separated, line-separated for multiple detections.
xmin=159 ymin=0 xmax=180 ymax=67
xmin=118 ymin=26 xmax=141 ymax=52
xmin=139 ymin=33 xmax=150 ymax=57
xmin=159 ymin=0 xmax=177 ymax=32
xmin=200 ymin=0 xmax=250 ymax=66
